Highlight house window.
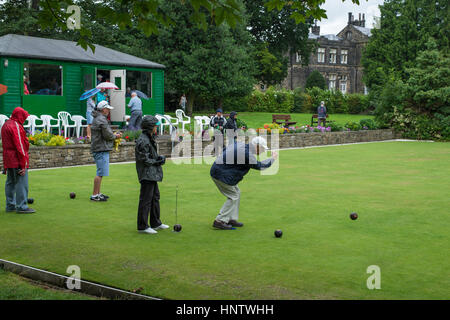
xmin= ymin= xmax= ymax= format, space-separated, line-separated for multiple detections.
xmin=317 ymin=48 xmax=325 ymax=63
xmin=329 ymin=49 xmax=337 ymax=64
xmin=295 ymin=52 xmax=302 ymax=63
xmin=126 ymin=71 xmax=152 ymax=98
xmin=23 ymin=63 xmax=63 ymax=95
xmin=329 ymin=74 xmax=336 ymax=90
xmin=341 ymin=50 xmax=348 ymax=64
xmin=346 ymin=31 xmax=352 ymax=40
xmin=340 ymin=75 xmax=348 ymax=93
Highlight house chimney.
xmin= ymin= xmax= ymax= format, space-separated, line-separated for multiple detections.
xmin=311 ymin=23 xmax=320 ymax=36
xmin=362 ymin=13 xmax=366 ymax=27
xmin=348 ymin=12 xmax=352 ymax=24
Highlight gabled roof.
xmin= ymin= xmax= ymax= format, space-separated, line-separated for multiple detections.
xmin=0 ymin=34 xmax=165 ymax=69
xmin=352 ymin=25 xmax=372 ymax=37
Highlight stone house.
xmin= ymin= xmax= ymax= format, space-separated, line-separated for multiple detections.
xmin=283 ymin=12 xmax=371 ymax=94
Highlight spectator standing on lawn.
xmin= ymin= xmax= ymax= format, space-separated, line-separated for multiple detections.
xmin=86 ymin=95 xmax=96 ymax=140
xmin=135 ymin=115 xmax=169 ymax=234
xmin=127 ymin=92 xmax=143 ymax=131
xmin=225 ymin=111 xmax=245 ymax=144
xmin=210 ymin=108 xmax=226 ymax=134
xmin=179 ymin=94 xmax=187 ymax=111
xmin=210 ymin=137 xmax=278 ymax=229
xmin=1 ymin=107 xmax=36 ymax=213
xmin=90 ymin=101 xmax=122 ymax=202
xmin=210 ymin=108 xmax=227 ymax=155
xmin=317 ymin=101 xmax=327 ymax=127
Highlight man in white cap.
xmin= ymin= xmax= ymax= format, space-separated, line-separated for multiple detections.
xmin=90 ymin=100 xmax=122 ymax=201
xmin=210 ymin=136 xmax=278 ymax=230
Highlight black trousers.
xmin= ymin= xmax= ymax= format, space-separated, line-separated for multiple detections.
xmin=137 ymin=181 xmax=162 ymax=230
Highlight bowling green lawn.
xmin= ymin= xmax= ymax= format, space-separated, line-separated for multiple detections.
xmin=0 ymin=140 xmax=449 ymax=300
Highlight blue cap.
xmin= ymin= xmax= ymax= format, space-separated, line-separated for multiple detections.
xmin=216 ymin=108 xmax=223 ymax=113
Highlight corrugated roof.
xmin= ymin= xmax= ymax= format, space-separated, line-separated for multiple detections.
xmin=0 ymin=34 xmax=165 ymax=69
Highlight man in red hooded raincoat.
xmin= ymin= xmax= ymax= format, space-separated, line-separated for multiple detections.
xmin=1 ymin=107 xmax=36 ymax=213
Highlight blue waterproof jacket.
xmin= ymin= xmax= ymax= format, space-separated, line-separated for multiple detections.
xmin=210 ymin=142 xmax=274 ymax=186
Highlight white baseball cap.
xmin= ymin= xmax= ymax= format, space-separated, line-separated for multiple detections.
xmin=97 ymin=100 xmax=114 ymax=110
xmin=251 ymin=136 xmax=268 ymax=150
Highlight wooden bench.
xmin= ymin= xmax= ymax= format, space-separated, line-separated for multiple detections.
xmin=272 ymin=114 xmax=297 ymax=127
xmin=311 ymin=114 xmax=334 ymax=126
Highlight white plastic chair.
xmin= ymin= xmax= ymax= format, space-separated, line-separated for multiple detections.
xmin=175 ymin=109 xmax=191 ymax=132
xmin=71 ymin=115 xmax=88 ymax=138
xmin=155 ymin=114 xmax=171 ymax=135
xmin=57 ymin=111 xmax=77 ymax=138
xmin=23 ymin=115 xmax=46 ymax=135
xmin=202 ymin=116 xmax=212 ymax=130
xmin=0 ymin=114 xmax=9 ymax=136
xmin=40 ymin=114 xmax=61 ymax=135
xmin=193 ymin=116 xmax=204 ymax=132
xmin=163 ymin=115 xmax=179 ymax=134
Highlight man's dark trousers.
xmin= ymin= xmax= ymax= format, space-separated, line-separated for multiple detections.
xmin=137 ymin=180 xmax=162 ymax=230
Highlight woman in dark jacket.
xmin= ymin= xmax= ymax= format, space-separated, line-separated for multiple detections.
xmin=135 ymin=115 xmax=168 ymax=234
xmin=224 ymin=111 xmax=239 ymax=144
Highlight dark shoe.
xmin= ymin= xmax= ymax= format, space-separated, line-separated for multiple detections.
xmin=229 ymin=220 xmax=243 ymax=227
xmin=213 ymin=220 xmax=233 ymax=230
xmin=90 ymin=195 xmax=107 ymax=202
xmin=17 ymin=208 xmax=36 ymax=214
xmin=6 ymin=207 xmax=16 ymax=212
xmin=100 ymin=193 xmax=109 ymax=199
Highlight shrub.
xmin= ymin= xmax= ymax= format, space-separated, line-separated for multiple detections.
xmin=305 ymin=87 xmax=348 ymax=114
xmin=223 ymin=95 xmax=249 ymax=112
xmin=387 ymin=107 xmax=450 ymax=140
xmin=122 ymin=130 xmax=142 ymax=142
xmin=46 ymin=135 xmax=66 ymax=146
xmin=330 ymin=122 xmax=343 ymax=132
xmin=236 ymin=118 xmax=247 ymax=129
xmin=344 ymin=121 xmax=361 ymax=131
xmin=29 ymin=130 xmax=52 ymax=145
xmin=347 ymin=94 xmax=371 ymax=114
xmin=359 ymin=118 xmax=378 ymax=130
xmin=247 ymin=87 xmax=293 ymax=113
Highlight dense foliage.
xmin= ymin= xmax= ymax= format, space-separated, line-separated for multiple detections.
xmin=362 ymin=0 xmax=449 ymax=140
xmin=227 ymin=87 xmax=372 ymax=115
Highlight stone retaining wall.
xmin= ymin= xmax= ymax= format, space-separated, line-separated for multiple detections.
xmin=0 ymin=129 xmax=399 ymax=169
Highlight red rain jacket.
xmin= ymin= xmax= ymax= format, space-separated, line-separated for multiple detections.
xmin=1 ymin=107 xmax=30 ymax=169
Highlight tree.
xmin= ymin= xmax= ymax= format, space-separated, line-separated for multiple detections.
xmin=143 ymin=1 xmax=255 ymax=115
xmin=305 ymin=70 xmax=326 ymax=90
xmin=254 ymin=44 xmax=287 ymax=86
xmin=244 ymin=0 xmax=314 ymax=59
xmin=362 ymin=0 xmax=449 ymax=92
xmin=0 ymin=0 xmax=362 ymax=50
xmin=403 ymin=39 xmax=450 ymax=115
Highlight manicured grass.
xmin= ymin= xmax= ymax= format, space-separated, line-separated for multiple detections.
xmin=0 ymin=141 xmax=449 ymax=299
xmin=167 ymin=112 xmax=374 ymax=131
xmin=0 ymin=269 xmax=95 ymax=300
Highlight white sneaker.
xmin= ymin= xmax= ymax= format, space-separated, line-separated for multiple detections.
xmin=155 ymin=224 xmax=169 ymax=230
xmin=138 ymin=228 xmax=157 ymax=234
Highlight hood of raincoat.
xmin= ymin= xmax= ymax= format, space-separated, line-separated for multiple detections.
xmin=10 ymin=107 xmax=29 ymax=125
